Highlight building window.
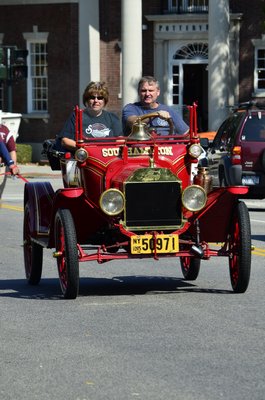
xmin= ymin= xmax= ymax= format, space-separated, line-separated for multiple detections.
xmin=255 ymin=48 xmax=265 ymax=90
xmin=173 ymin=43 xmax=208 ymax=60
xmin=172 ymin=65 xmax=180 ymax=105
xmin=28 ymin=42 xmax=48 ymax=112
xmin=252 ymin=36 xmax=265 ymax=97
xmin=0 ymin=35 xmax=4 ymax=110
xmin=0 ymin=83 xmax=3 ymax=110
xmin=23 ymin=27 xmax=49 ymax=114
xmin=168 ymin=0 xmax=208 ymax=13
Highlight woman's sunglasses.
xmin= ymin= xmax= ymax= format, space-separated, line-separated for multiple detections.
xmin=89 ymin=95 xmax=104 ymax=100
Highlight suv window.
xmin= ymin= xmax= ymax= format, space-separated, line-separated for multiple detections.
xmin=227 ymin=113 xmax=242 ymax=142
xmin=212 ymin=113 xmax=242 ymax=149
xmin=212 ymin=119 xmax=230 ymax=148
xmin=241 ymin=114 xmax=265 ymax=142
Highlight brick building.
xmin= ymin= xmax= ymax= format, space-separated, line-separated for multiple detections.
xmin=0 ymin=0 xmax=264 ymax=161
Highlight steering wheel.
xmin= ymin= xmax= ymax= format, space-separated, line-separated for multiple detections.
xmin=138 ymin=112 xmax=174 ymax=135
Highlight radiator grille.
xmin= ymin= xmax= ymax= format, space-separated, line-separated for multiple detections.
xmin=124 ymin=181 xmax=182 ymax=229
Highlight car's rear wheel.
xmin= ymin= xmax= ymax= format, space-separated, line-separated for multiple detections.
xmin=23 ymin=202 xmax=43 ymax=285
xmin=229 ymin=201 xmax=251 ymax=293
xmin=55 ymin=208 xmax=79 ymax=299
xmin=180 ymin=257 xmax=201 ymax=280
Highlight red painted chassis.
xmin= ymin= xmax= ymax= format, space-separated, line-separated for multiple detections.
xmin=23 ymin=105 xmax=251 ymax=298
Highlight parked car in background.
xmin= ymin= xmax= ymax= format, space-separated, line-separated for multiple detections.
xmin=198 ymin=131 xmax=216 ymax=141
xmin=207 ymin=101 xmax=265 ymax=198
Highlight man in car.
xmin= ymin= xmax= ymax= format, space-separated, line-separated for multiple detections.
xmin=122 ymin=76 xmax=189 ymax=136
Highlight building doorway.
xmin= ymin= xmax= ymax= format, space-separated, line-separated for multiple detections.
xmin=183 ymin=63 xmax=208 ymax=131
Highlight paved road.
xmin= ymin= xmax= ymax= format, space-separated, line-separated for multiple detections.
xmin=0 ymin=166 xmax=265 ymax=400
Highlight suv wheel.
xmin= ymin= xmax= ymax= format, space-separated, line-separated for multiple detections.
xmin=219 ymin=166 xmax=228 ymax=187
xmin=261 ymin=149 xmax=265 ymax=171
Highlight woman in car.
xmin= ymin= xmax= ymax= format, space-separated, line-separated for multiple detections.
xmin=55 ymin=81 xmax=123 ymax=152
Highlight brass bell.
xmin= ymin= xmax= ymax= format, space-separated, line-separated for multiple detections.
xmin=127 ymin=118 xmax=152 ymax=141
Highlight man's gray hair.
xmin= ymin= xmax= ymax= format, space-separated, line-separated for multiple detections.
xmin=137 ymin=76 xmax=160 ymax=92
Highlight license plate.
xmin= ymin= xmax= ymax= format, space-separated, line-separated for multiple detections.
xmin=242 ymin=176 xmax=260 ymax=185
xmin=131 ymin=234 xmax=179 ymax=254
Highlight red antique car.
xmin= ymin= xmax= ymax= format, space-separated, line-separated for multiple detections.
xmin=23 ymin=105 xmax=251 ymax=299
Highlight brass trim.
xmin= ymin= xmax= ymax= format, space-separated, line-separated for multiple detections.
xmin=99 ymin=188 xmax=125 ymax=216
xmin=75 ymin=147 xmax=88 ymax=162
xmin=182 ymin=184 xmax=207 ymax=211
xmin=121 ymin=223 xmax=185 ymax=231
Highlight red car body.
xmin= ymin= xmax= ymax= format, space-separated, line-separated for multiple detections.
xmin=23 ymin=105 xmax=251 ymax=298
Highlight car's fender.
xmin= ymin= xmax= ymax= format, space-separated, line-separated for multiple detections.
xmin=24 ymin=182 xmax=55 ymax=238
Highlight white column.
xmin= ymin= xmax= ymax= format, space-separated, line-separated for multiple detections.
xmin=154 ymin=39 xmax=165 ymax=99
xmin=121 ymin=0 xmax=142 ymax=106
xmin=155 ymin=40 xmax=169 ymax=104
xmin=79 ymin=0 xmax=100 ymax=105
xmin=208 ymin=0 xmax=230 ymax=131
xmin=154 ymin=40 xmax=163 ymax=85
xmin=229 ymin=18 xmax=241 ymax=106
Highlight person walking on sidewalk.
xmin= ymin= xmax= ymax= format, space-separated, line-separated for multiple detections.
xmin=0 ymin=137 xmax=19 ymax=175
xmin=0 ymin=123 xmax=17 ymax=165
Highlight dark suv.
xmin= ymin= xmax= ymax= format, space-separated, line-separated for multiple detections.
xmin=207 ymin=102 xmax=265 ymax=198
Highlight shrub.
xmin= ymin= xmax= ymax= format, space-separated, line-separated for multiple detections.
xmin=16 ymin=144 xmax=32 ymax=164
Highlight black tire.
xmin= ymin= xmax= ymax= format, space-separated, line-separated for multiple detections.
xmin=261 ymin=149 xmax=265 ymax=171
xmin=180 ymin=257 xmax=201 ymax=280
xmin=219 ymin=167 xmax=228 ymax=187
xmin=54 ymin=208 xmax=79 ymax=299
xmin=23 ymin=202 xmax=43 ymax=285
xmin=229 ymin=201 xmax=251 ymax=293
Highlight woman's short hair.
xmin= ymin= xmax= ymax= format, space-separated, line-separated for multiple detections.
xmin=83 ymin=81 xmax=109 ymax=106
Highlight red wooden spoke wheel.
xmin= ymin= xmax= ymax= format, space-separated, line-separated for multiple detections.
xmin=180 ymin=256 xmax=201 ymax=280
xmin=229 ymin=201 xmax=251 ymax=293
xmin=55 ymin=208 xmax=79 ymax=299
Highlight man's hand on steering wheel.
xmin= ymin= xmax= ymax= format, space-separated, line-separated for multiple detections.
xmin=156 ymin=110 xmax=171 ymax=120
xmin=138 ymin=112 xmax=174 ymax=135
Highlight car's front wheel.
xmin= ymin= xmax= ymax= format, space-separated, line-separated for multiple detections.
xmin=55 ymin=208 xmax=79 ymax=299
xmin=229 ymin=201 xmax=251 ymax=293
xmin=180 ymin=257 xmax=201 ymax=280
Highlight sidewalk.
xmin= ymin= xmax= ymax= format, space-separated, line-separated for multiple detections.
xmin=18 ymin=163 xmax=61 ymax=177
